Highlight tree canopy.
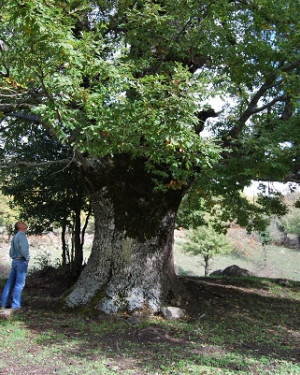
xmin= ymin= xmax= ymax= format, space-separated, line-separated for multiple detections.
xmin=1 ymin=1 xmax=299 ymax=212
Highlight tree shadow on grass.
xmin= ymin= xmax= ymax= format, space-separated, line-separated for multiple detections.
xmin=182 ymin=277 xmax=300 ymax=358
xmin=13 ymin=309 xmax=299 ymax=374
xmin=1 ymin=275 xmax=297 ymax=374
xmin=186 ymin=275 xmax=300 ymax=293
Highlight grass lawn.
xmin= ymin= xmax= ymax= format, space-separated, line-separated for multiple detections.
xmin=0 ymin=229 xmax=299 ymax=374
xmin=0 ymin=275 xmax=299 ymax=375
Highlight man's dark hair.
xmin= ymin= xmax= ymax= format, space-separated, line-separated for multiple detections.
xmin=14 ymin=221 xmax=25 ymax=231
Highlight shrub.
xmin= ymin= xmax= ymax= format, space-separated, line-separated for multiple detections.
xmin=183 ymin=224 xmax=233 ymax=276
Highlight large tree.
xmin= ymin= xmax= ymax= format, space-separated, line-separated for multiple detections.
xmin=0 ymin=0 xmax=299 ymax=313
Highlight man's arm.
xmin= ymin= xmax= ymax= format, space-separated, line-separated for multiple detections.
xmin=17 ymin=233 xmax=30 ymax=261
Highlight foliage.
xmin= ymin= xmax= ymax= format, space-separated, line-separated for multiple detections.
xmin=0 ymin=0 xmax=299 ymax=190
xmin=0 ymin=0 xmax=221 ymax=187
xmin=279 ymin=192 xmax=300 ymax=238
xmin=0 ymin=0 xmax=300 ymax=282
xmin=176 ymin=186 xmax=208 ymax=229
xmin=183 ymin=224 xmax=233 ymax=275
xmin=31 ymin=250 xmax=53 ymax=272
xmin=176 ymin=181 xmax=287 ymax=232
xmin=0 ymin=191 xmax=17 ymax=227
xmin=1 ymin=126 xmax=78 ymax=230
xmin=258 ymin=227 xmax=272 ymax=246
xmin=281 ymin=208 xmax=300 ymax=238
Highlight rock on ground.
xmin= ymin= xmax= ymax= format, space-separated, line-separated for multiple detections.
xmin=210 ymin=265 xmax=254 ymax=277
xmin=161 ymin=306 xmax=185 ymax=320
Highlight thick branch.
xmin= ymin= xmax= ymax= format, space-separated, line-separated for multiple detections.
xmin=285 ymin=175 xmax=300 ymax=184
xmin=243 ymin=59 xmax=300 ymax=119
xmin=5 ymin=112 xmax=40 ymax=123
xmin=234 ymin=81 xmax=277 ymax=133
xmin=281 ymin=95 xmax=295 ymax=121
xmin=0 ymin=106 xmax=60 ymax=140
xmin=227 ymin=58 xmax=300 ymax=140
xmin=281 ymin=58 xmax=300 ymax=73
xmin=0 ymin=103 xmax=34 ymax=111
xmin=0 ymin=159 xmax=72 ymax=170
xmin=251 ymin=95 xmax=287 ymax=115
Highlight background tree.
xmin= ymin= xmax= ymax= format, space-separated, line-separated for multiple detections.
xmin=281 ymin=209 xmax=300 ymax=245
xmin=0 ymin=191 xmax=17 ymax=233
xmin=183 ymin=224 xmax=233 ymax=276
xmin=258 ymin=227 xmax=272 ymax=247
xmin=0 ymin=123 xmax=90 ymax=274
xmin=0 ymin=0 xmax=299 ymax=314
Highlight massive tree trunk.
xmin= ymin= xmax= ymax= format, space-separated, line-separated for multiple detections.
xmin=65 ymin=156 xmax=186 ymax=314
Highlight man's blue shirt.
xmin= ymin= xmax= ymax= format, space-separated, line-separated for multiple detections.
xmin=9 ymin=231 xmax=30 ymax=261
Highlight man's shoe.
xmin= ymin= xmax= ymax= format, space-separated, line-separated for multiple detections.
xmin=11 ymin=308 xmax=23 ymax=314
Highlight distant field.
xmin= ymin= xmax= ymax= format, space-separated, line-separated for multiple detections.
xmin=174 ymin=229 xmax=300 ymax=281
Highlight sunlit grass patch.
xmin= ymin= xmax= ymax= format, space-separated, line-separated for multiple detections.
xmin=0 ymin=319 xmax=29 ymax=345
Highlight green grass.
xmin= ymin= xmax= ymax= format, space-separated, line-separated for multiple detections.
xmin=0 ymin=231 xmax=299 ymax=374
xmin=0 ymin=276 xmax=299 ymax=375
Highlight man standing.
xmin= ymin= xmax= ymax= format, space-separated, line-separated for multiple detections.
xmin=1 ymin=221 xmax=30 ymax=309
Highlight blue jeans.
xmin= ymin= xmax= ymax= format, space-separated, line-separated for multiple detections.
xmin=1 ymin=259 xmax=28 ymax=308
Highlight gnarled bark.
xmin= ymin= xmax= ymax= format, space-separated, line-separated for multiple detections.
xmin=65 ymin=156 xmax=186 ymax=314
